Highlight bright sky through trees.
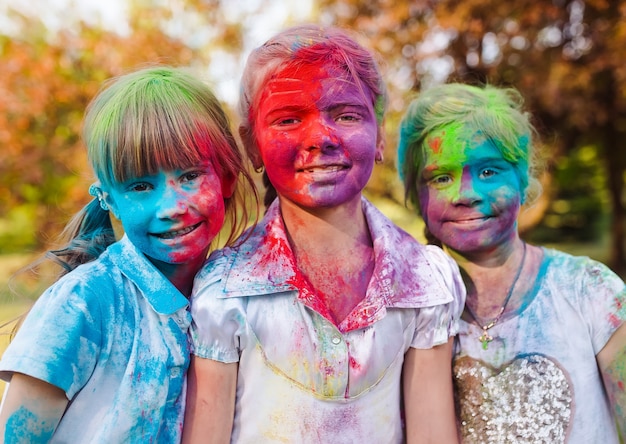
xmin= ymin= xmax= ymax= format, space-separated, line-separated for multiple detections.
xmin=0 ymin=0 xmax=314 ymax=104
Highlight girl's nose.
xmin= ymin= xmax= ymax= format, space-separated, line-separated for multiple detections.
xmin=303 ymin=119 xmax=338 ymax=152
xmin=156 ymin=186 xmax=188 ymax=219
xmin=451 ymin=170 xmax=482 ymax=206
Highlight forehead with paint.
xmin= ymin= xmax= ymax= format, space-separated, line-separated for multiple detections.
xmin=256 ymin=58 xmax=376 ymax=120
xmin=419 ymin=122 xmax=523 ymax=188
xmin=420 ymin=123 xmax=478 ymax=172
xmin=238 ymin=26 xmax=388 ymax=140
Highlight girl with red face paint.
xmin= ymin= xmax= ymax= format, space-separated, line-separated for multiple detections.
xmin=184 ymin=24 xmax=465 ymax=444
xmin=397 ymin=83 xmax=626 ymax=443
xmin=0 ymin=66 xmax=256 ymax=443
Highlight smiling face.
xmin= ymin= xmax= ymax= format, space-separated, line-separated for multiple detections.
xmin=252 ymin=60 xmax=382 ymax=210
xmin=104 ymin=162 xmax=231 ymax=272
xmin=417 ymin=124 xmax=522 ymax=254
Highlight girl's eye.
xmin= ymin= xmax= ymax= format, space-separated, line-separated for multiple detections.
xmin=128 ymin=182 xmax=152 ymax=192
xmin=336 ymin=113 xmax=360 ymax=122
xmin=181 ymin=171 xmax=202 ymax=183
xmin=428 ymin=174 xmax=453 ymax=187
xmin=479 ymin=168 xmax=497 ymax=179
xmin=276 ymin=117 xmax=300 ymax=126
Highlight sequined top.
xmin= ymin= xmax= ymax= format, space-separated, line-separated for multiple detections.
xmin=190 ymin=197 xmax=466 ymax=443
xmin=454 ymin=248 xmax=626 ymax=444
xmin=0 ymin=235 xmax=191 ymax=443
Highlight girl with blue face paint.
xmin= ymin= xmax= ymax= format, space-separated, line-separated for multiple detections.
xmin=0 ymin=66 xmax=255 ymax=443
xmin=398 ymin=83 xmax=626 ymax=443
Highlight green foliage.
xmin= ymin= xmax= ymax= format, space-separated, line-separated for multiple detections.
xmin=0 ymin=206 xmax=38 ymax=253
xmin=528 ymin=145 xmax=608 ymax=243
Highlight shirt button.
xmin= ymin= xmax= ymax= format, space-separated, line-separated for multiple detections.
xmin=331 ymin=336 xmax=342 ymax=345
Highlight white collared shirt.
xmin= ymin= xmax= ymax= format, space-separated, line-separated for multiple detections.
xmin=190 ymin=197 xmax=465 ymax=443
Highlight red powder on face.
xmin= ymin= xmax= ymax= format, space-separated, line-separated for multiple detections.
xmin=429 ymin=136 xmax=443 ymax=154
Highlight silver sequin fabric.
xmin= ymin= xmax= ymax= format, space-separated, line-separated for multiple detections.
xmin=455 ymin=354 xmax=572 ymax=443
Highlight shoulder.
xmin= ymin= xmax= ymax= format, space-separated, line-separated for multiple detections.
xmin=543 ymin=247 xmax=624 ymax=291
xmin=540 ymin=247 xmax=626 ymax=326
xmin=51 ymin=254 xmax=118 ymax=301
xmin=194 ymin=248 xmax=233 ymax=288
xmin=194 ymin=222 xmax=266 ymax=288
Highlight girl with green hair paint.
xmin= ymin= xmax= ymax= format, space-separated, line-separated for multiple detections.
xmin=398 ymin=82 xmax=626 ymax=443
xmin=0 ymin=65 xmax=256 ymax=443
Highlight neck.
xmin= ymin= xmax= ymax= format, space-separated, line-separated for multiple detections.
xmin=448 ymin=238 xmax=527 ymax=321
xmin=147 ymin=253 xmax=207 ymax=298
xmin=278 ymin=195 xmax=374 ymax=325
xmin=279 ymin=195 xmax=368 ymax=253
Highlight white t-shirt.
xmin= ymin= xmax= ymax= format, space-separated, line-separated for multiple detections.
xmin=0 ymin=235 xmax=191 ymax=443
xmin=191 ymin=197 xmax=466 ymax=443
xmin=454 ymin=248 xmax=626 ymax=443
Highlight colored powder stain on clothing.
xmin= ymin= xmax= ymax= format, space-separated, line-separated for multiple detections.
xmin=610 ymin=296 xmax=626 ymax=328
xmin=349 ymin=355 xmax=362 ymax=371
xmin=261 ymin=232 xmax=295 ymax=268
xmin=5 ymin=407 xmax=55 ymax=443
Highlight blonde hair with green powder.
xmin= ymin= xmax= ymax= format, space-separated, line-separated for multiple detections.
xmin=51 ymin=65 xmax=256 ymax=273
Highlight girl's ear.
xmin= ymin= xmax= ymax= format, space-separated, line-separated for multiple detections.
xmin=221 ymin=172 xmax=237 ymax=199
xmin=102 ymin=191 xmax=121 ymax=220
xmin=239 ymin=125 xmax=263 ymax=170
xmin=375 ymin=127 xmax=386 ymax=159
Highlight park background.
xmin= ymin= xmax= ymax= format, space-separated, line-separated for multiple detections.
xmin=1 ymin=0 xmax=625 ymax=393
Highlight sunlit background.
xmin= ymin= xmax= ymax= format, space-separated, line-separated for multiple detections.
xmin=1 ymin=1 xmax=625 ymax=375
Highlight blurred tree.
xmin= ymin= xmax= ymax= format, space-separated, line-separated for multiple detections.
xmin=0 ymin=0 xmax=314 ymax=254
xmin=0 ymin=2 xmax=247 ymax=253
xmin=317 ymin=0 xmax=626 ymax=275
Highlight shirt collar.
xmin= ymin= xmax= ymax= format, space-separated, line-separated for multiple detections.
xmin=109 ymin=235 xmax=189 ymax=315
xmin=221 ymin=197 xmax=452 ymax=307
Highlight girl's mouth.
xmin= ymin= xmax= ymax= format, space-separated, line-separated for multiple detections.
xmin=153 ymin=222 xmax=201 ymax=239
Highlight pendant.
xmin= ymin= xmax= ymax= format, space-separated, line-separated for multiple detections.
xmin=478 ymin=329 xmax=493 ymax=350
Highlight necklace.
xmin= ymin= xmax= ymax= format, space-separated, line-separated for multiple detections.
xmin=464 ymin=242 xmax=527 ymax=350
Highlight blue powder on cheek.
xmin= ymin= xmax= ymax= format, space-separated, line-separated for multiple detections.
xmin=4 ymin=406 xmax=56 ymax=443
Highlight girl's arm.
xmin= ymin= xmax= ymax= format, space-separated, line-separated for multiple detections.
xmin=403 ymin=338 xmax=459 ymax=444
xmin=182 ymin=356 xmax=237 ymax=444
xmin=0 ymin=372 xmax=68 ymax=443
xmin=598 ymin=322 xmax=626 ymax=437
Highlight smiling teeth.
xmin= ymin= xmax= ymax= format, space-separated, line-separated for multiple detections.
xmin=157 ymin=225 xmax=196 ymax=239
xmin=306 ymin=166 xmax=343 ymax=173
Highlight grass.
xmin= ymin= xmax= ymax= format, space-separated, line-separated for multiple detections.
xmin=0 ymin=253 xmax=39 ymax=394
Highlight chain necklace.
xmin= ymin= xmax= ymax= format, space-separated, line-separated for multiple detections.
xmin=464 ymin=242 xmax=527 ymax=350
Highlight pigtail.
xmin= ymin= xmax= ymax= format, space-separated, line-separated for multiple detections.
xmin=47 ymin=198 xmax=116 ymax=277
